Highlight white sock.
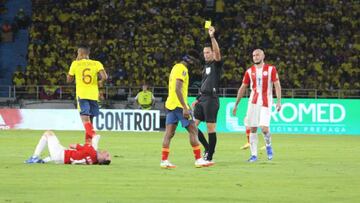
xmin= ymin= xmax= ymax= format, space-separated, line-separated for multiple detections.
xmin=263 ymin=132 xmax=272 ymax=146
xmin=249 ymin=133 xmax=258 ymax=157
xmin=92 ymin=135 xmax=101 ymax=150
xmin=33 ymin=135 xmax=48 ymax=157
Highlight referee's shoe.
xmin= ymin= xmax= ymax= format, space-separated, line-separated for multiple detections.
xmin=203 ymin=151 xmax=215 ymax=164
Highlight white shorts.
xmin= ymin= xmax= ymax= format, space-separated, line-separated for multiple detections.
xmin=246 ymin=103 xmax=271 ymax=127
xmin=47 ymin=136 xmax=65 ymax=164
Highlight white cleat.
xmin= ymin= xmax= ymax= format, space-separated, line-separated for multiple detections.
xmin=195 ymin=158 xmax=214 ymax=168
xmin=207 ymin=159 xmax=216 ymax=165
xmin=160 ymin=160 xmax=176 ymax=169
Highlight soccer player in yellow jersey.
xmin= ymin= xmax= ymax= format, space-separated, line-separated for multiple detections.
xmin=160 ymin=50 xmax=213 ymax=169
xmin=67 ymin=45 xmax=108 ymax=144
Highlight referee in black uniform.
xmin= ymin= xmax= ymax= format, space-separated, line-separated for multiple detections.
xmin=193 ymin=26 xmax=223 ymax=162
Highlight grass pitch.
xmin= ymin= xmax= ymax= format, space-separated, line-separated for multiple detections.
xmin=0 ymin=130 xmax=359 ymax=203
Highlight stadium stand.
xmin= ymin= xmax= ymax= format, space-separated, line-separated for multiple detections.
xmin=0 ymin=0 xmax=31 ymax=96
xmin=25 ymin=0 xmax=359 ymax=91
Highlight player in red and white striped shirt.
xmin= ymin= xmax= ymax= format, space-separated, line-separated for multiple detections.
xmin=25 ymin=130 xmax=111 ymax=165
xmin=233 ymin=49 xmax=282 ymax=162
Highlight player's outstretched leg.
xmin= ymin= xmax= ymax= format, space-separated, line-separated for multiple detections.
xmin=25 ymin=131 xmax=54 ymax=164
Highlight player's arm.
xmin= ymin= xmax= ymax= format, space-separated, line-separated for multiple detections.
xmin=69 ymin=144 xmax=84 ymax=150
xmin=67 ymin=62 xmax=75 ymax=83
xmin=69 ymin=144 xmax=77 ymax=149
xmin=209 ymin=26 xmax=221 ymax=61
xmin=271 ymin=67 xmax=281 ymax=111
xmin=151 ymin=93 xmax=155 ymax=105
xmin=134 ymin=93 xmax=140 ymax=106
xmin=70 ymin=158 xmax=87 ymax=165
xmin=66 ymin=75 xmax=74 ymax=83
xmin=233 ymin=71 xmax=250 ymax=115
xmin=232 ymin=83 xmax=248 ymax=116
xmin=191 ymin=94 xmax=201 ymax=108
xmin=98 ymin=69 xmax=108 ymax=88
xmin=274 ymin=80 xmax=282 ymax=111
xmin=175 ymin=79 xmax=190 ymax=118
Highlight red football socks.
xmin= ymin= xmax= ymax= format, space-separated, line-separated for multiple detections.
xmin=192 ymin=145 xmax=201 ymax=160
xmin=162 ymin=147 xmax=169 ymax=161
xmin=84 ymin=122 xmax=95 ymax=144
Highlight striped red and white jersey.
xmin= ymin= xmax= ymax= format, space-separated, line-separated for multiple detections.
xmin=242 ymin=64 xmax=279 ymax=107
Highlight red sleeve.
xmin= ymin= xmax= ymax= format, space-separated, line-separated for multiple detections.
xmin=242 ymin=71 xmax=250 ymax=85
xmin=271 ymin=66 xmax=279 ymax=82
xmin=71 ymin=145 xmax=97 ymax=164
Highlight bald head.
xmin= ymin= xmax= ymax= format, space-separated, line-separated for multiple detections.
xmin=252 ymin=49 xmax=265 ymax=65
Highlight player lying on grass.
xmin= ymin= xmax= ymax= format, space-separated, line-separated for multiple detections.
xmin=25 ymin=130 xmax=111 ymax=165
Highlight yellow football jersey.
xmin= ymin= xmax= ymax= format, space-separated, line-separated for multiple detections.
xmin=68 ymin=59 xmax=104 ymax=101
xmin=165 ymin=63 xmax=189 ymax=110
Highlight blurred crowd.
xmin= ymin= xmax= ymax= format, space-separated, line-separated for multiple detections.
xmin=12 ymin=0 xmax=360 ymax=95
xmin=1 ymin=0 xmax=31 ymax=42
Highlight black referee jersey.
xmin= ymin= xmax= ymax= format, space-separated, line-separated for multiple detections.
xmin=200 ymin=60 xmax=223 ymax=96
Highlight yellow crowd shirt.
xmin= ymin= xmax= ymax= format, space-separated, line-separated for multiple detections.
xmin=68 ymin=59 xmax=104 ymax=101
xmin=165 ymin=63 xmax=189 ymax=110
xmin=137 ymin=91 xmax=153 ymax=110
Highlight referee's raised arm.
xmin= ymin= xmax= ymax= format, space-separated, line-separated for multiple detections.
xmin=208 ymin=26 xmax=221 ymax=61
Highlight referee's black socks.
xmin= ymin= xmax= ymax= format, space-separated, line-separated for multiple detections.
xmin=208 ymin=132 xmax=217 ymax=161
xmin=197 ymin=129 xmax=209 ymax=153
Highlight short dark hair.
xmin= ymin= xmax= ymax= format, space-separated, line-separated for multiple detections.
xmin=187 ymin=49 xmax=200 ymax=59
xmin=98 ymin=159 xmax=111 ymax=165
xmin=182 ymin=49 xmax=200 ymax=64
xmin=204 ymin=43 xmax=212 ymax=50
xmin=78 ymin=44 xmax=90 ymax=52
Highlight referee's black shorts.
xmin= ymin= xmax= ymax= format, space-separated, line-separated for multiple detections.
xmin=193 ymin=95 xmax=219 ymax=123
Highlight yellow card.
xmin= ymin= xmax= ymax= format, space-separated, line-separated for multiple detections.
xmin=204 ymin=20 xmax=211 ymax=29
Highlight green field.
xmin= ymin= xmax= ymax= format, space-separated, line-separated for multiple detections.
xmin=0 ymin=130 xmax=359 ymax=203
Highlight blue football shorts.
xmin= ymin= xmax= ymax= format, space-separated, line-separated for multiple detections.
xmin=77 ymin=97 xmax=99 ymax=117
xmin=165 ymin=107 xmax=194 ymax=128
